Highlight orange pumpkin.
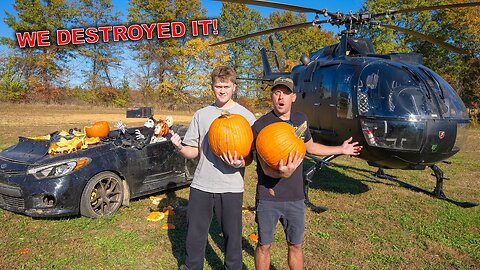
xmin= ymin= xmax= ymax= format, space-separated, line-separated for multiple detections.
xmin=256 ymin=121 xmax=308 ymax=169
xmin=85 ymin=121 xmax=110 ymax=138
xmin=208 ymin=111 xmax=253 ymax=158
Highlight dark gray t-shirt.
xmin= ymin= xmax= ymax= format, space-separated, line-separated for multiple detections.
xmin=252 ymin=110 xmax=312 ymax=201
xmin=183 ymin=102 xmax=256 ymax=193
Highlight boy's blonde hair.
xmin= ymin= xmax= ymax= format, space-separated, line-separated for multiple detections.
xmin=211 ymin=66 xmax=236 ymax=84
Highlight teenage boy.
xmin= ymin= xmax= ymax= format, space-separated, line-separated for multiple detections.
xmin=252 ymin=77 xmax=362 ymax=270
xmin=170 ymin=66 xmax=256 ymax=270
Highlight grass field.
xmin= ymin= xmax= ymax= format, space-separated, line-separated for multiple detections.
xmin=0 ymin=104 xmax=479 ymax=269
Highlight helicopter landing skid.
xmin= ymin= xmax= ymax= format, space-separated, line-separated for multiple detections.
xmin=303 ymin=154 xmax=338 ymax=213
xmin=374 ymin=167 xmax=478 ymax=208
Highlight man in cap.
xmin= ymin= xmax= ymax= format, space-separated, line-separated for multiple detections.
xmin=252 ymin=77 xmax=362 ymax=270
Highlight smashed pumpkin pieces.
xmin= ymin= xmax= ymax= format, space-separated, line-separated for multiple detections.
xmin=162 ymin=223 xmax=176 ymax=230
xmin=48 ymin=136 xmax=101 ymax=154
xmin=146 ymin=205 xmax=176 ymax=229
xmin=162 ymin=206 xmax=175 ymax=216
xmin=48 ymin=137 xmax=83 ymax=154
xmin=248 ymin=233 xmax=259 ymax=243
xmin=146 ymin=211 xmax=165 ymax=222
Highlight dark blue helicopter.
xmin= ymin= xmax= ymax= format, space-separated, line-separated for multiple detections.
xmin=213 ymin=0 xmax=478 ymax=208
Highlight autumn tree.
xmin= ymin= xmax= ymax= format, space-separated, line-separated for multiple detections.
xmin=160 ymin=37 xmax=229 ymax=108
xmin=264 ymin=11 xmax=336 ymax=64
xmin=0 ymin=52 xmax=27 ymax=102
xmin=2 ymin=0 xmax=76 ymax=102
xmin=219 ymin=2 xmax=263 ymax=99
xmin=75 ymin=0 xmax=122 ymax=90
xmin=127 ymin=0 xmax=205 ymax=104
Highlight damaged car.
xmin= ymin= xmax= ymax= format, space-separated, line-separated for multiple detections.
xmin=0 ymin=125 xmax=196 ymax=218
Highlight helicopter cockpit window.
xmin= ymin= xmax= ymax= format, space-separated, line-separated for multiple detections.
xmin=419 ymin=68 xmax=469 ymax=119
xmin=357 ymin=63 xmax=440 ymax=119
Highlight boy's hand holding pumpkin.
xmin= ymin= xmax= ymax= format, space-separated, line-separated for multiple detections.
xmin=220 ymin=150 xmax=245 ymax=168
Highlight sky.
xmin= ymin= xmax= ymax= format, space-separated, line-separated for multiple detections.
xmin=0 ymin=0 xmax=364 ymax=87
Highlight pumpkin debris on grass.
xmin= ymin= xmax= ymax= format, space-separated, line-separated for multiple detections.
xmin=208 ymin=111 xmax=253 ymax=158
xmin=163 ymin=208 xmax=175 ymax=216
xmin=162 ymin=223 xmax=176 ymax=230
xmin=162 ymin=205 xmax=174 ymax=211
xmin=248 ymin=233 xmax=259 ymax=242
xmin=149 ymin=196 xmax=162 ymax=205
xmin=146 ymin=211 xmax=165 ymax=222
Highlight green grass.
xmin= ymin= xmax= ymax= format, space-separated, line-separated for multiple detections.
xmin=1 ymin=124 xmax=479 ymax=269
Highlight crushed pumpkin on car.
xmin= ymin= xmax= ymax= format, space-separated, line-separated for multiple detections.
xmin=0 ymin=124 xmax=196 ymax=218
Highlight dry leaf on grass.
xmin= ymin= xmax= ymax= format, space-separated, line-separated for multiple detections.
xmin=15 ymin=248 xmax=30 ymax=255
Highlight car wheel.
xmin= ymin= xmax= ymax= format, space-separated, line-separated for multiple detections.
xmin=80 ymin=172 xmax=124 ymax=218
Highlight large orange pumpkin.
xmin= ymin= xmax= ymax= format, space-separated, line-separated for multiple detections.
xmin=85 ymin=121 xmax=110 ymax=138
xmin=208 ymin=111 xmax=253 ymax=158
xmin=256 ymin=121 xmax=308 ymax=169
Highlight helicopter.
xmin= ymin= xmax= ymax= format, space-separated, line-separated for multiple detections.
xmin=212 ymin=0 xmax=479 ymax=210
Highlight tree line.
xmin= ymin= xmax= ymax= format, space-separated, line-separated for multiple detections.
xmin=0 ymin=0 xmax=478 ymax=116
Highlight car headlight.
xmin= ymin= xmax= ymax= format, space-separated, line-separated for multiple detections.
xmin=27 ymin=158 xmax=91 ymax=179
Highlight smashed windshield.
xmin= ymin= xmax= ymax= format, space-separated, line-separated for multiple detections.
xmin=357 ymin=63 xmax=441 ymax=119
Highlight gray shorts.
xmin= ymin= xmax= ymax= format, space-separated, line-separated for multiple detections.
xmin=255 ymin=199 xmax=306 ymax=245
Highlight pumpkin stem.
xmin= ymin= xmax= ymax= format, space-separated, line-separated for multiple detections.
xmin=220 ymin=110 xmax=231 ymax=118
xmin=294 ymin=121 xmax=308 ymax=138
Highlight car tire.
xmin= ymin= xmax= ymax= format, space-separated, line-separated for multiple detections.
xmin=80 ymin=172 xmax=124 ymax=218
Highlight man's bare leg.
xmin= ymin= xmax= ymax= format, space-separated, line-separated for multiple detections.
xmin=255 ymin=244 xmax=271 ymax=270
xmin=287 ymin=243 xmax=303 ymax=270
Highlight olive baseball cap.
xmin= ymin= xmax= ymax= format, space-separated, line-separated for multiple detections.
xmin=272 ymin=77 xmax=294 ymax=92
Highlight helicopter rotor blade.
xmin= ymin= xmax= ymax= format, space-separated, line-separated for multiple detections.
xmin=374 ymin=2 xmax=480 ymax=17
xmin=210 ymin=20 xmax=328 ymax=46
xmin=213 ymin=0 xmax=326 ymax=14
xmin=380 ymin=23 xmax=467 ymax=54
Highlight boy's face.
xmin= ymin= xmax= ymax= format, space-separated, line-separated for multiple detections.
xmin=212 ymin=78 xmax=236 ymax=106
xmin=271 ymin=86 xmax=296 ymax=116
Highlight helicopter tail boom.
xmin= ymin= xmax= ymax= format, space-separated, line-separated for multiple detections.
xmin=260 ymin=47 xmax=290 ymax=81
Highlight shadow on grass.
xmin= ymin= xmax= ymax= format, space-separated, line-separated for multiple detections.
xmin=315 ymin=163 xmax=479 ymax=208
xmin=161 ymin=190 xmax=258 ymax=269
xmin=307 ymin=164 xmax=370 ymax=195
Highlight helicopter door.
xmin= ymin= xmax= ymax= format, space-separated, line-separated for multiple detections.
xmin=311 ymin=64 xmax=338 ymax=137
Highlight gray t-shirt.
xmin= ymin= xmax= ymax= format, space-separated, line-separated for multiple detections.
xmin=183 ymin=102 xmax=256 ymax=193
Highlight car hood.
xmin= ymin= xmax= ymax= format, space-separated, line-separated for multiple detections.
xmin=0 ymin=137 xmax=50 ymax=163
xmin=0 ymin=137 xmax=112 ymax=173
